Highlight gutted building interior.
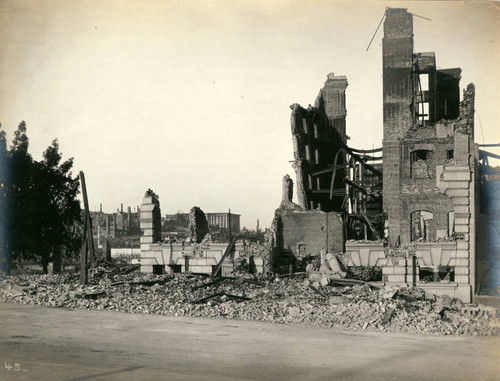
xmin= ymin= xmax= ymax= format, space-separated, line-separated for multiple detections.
xmin=270 ymin=8 xmax=499 ymax=303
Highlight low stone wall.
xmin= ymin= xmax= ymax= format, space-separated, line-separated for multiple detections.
xmin=345 ymin=240 xmax=472 ymax=302
xmin=346 ymin=242 xmax=386 ymax=267
xmin=140 ymin=242 xmax=265 ymax=275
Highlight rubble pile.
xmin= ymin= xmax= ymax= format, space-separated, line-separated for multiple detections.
xmin=1 ymin=268 xmax=499 ymax=336
xmin=243 ymin=242 xmax=271 ymax=258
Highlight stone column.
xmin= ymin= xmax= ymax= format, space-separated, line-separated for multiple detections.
xmin=140 ymin=189 xmax=161 ymax=252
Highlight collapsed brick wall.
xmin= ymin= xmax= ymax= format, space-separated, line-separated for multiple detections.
xmin=290 ymin=74 xmax=348 ymax=212
xmin=188 ymin=206 xmax=209 ymax=243
xmin=273 ymin=207 xmax=343 ymax=261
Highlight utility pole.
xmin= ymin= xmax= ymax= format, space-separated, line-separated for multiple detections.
xmin=80 ymin=171 xmax=96 ymax=285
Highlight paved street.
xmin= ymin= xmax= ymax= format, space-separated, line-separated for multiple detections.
xmin=0 ymin=302 xmax=498 ymax=381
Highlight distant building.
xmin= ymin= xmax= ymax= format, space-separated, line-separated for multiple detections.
xmin=89 ymin=204 xmax=141 ymax=246
xmin=165 ymin=213 xmax=189 ymax=222
xmin=164 ymin=211 xmax=241 ymax=233
xmin=206 ymin=212 xmax=240 ymax=233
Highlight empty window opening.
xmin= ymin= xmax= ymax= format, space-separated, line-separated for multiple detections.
xmin=305 ymin=145 xmax=311 ymax=161
xmin=169 ymin=264 xmax=182 ymax=273
xmin=447 ymin=149 xmax=454 ymax=161
xmin=411 ymin=150 xmax=430 ymax=162
xmin=419 ymin=266 xmax=455 ymax=283
xmin=302 ymin=119 xmax=308 ymax=134
xmin=419 ymin=74 xmax=429 ymax=92
xmin=152 ymin=265 xmax=165 ymax=275
xmin=410 ymin=150 xmax=431 ymax=179
xmin=411 ymin=210 xmax=434 ymax=241
xmin=421 ymin=102 xmax=429 ymax=121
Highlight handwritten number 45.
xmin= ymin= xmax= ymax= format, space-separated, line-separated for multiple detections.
xmin=4 ymin=363 xmax=21 ymax=371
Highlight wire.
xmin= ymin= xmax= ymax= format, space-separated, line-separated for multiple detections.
xmin=410 ymin=12 xmax=431 ymax=21
xmin=476 ymin=109 xmax=485 ymax=144
xmin=366 ymin=8 xmax=387 ymax=52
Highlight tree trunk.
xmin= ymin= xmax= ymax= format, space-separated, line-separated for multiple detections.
xmin=0 ymin=249 xmax=11 ymax=276
xmin=53 ymin=248 xmax=61 ymax=274
xmin=42 ymin=258 xmax=49 ymax=274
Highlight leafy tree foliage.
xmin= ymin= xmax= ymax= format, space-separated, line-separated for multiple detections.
xmin=0 ymin=122 xmax=81 ymax=274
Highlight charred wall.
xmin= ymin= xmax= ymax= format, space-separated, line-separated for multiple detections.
xmin=291 ymin=74 xmax=348 ymax=212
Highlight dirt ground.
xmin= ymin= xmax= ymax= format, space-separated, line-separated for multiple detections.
xmin=0 ymin=302 xmax=499 ymax=381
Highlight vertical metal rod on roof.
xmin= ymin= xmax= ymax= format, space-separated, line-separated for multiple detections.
xmin=228 ymin=209 xmax=232 ymax=240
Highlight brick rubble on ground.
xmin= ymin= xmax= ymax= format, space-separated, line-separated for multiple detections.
xmin=0 ymin=268 xmax=499 ymax=336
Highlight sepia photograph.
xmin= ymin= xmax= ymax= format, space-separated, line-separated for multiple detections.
xmin=0 ymin=0 xmax=499 ymax=380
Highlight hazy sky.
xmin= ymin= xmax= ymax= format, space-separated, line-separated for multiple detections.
xmin=1 ymin=0 xmax=499 ymax=229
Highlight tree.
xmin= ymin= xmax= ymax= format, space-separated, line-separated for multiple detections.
xmin=0 ymin=126 xmax=11 ymax=274
xmin=1 ymin=121 xmax=34 ymax=274
xmin=0 ymin=122 xmax=82 ymax=274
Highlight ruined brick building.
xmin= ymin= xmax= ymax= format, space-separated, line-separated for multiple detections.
xmin=271 ymin=8 xmax=499 ymax=302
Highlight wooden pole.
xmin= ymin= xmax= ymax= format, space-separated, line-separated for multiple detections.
xmin=80 ymin=205 xmax=88 ymax=285
xmin=86 ymin=211 xmax=96 ymax=263
xmin=79 ymin=171 xmax=95 ymax=285
xmin=212 ymin=235 xmax=237 ymax=278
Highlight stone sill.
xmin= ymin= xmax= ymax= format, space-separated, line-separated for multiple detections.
xmin=417 ymin=282 xmax=458 ymax=288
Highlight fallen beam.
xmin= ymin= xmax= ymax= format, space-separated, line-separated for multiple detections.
xmin=328 ymin=277 xmax=383 ymax=289
xmin=191 ymin=292 xmax=252 ymax=304
xmin=361 ymin=210 xmax=381 ymax=240
xmin=479 ymin=150 xmax=500 ymax=160
xmin=192 ymin=277 xmax=225 ymax=290
xmin=212 ymin=235 xmax=237 ymax=278
xmin=346 ymin=146 xmax=383 ymax=154
xmin=191 ymin=292 xmax=224 ymax=304
xmin=308 ymin=284 xmax=328 ymax=298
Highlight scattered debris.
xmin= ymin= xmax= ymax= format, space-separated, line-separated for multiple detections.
xmin=0 ymin=266 xmax=499 ymax=336
xmin=381 ymin=307 xmax=395 ymax=326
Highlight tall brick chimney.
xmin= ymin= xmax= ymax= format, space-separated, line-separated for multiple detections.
xmin=382 ymin=8 xmax=414 ymax=245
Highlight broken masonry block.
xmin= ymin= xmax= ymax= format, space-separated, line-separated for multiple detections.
xmin=282 ymin=174 xmax=294 ymax=204
xmin=189 ymin=206 xmax=209 ymax=244
xmin=326 ymin=253 xmax=346 ymax=278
